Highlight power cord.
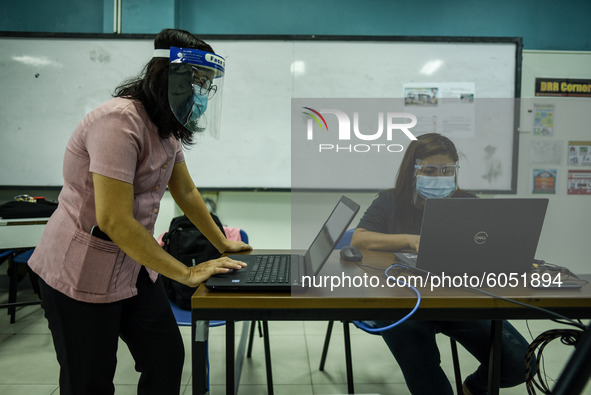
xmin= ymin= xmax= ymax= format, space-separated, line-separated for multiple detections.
xmin=525 ymin=328 xmax=584 ymax=394
xmin=465 ymin=287 xmax=586 ymax=329
xmin=533 ymin=259 xmax=589 ymax=287
xmin=458 ymin=271 xmax=588 ymax=395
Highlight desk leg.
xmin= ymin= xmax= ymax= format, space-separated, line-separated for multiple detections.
xmin=487 ymin=320 xmax=502 ymax=395
xmin=262 ymin=321 xmax=274 ymax=395
xmin=8 ymin=254 xmax=17 ymax=323
xmin=226 ymin=321 xmax=235 ymax=395
xmin=193 ymin=320 xmax=209 ymax=395
xmin=343 ymin=321 xmax=354 ymax=394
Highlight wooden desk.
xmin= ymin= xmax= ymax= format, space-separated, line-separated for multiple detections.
xmin=191 ymin=249 xmax=591 ymax=395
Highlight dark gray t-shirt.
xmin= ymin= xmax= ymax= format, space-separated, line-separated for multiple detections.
xmin=357 ymin=189 xmax=475 ymax=235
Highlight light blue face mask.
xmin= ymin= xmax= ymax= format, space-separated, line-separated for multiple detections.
xmin=188 ymin=85 xmax=208 ymax=123
xmin=415 ymin=175 xmax=456 ymax=199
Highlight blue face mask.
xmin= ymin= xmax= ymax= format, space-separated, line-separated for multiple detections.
xmin=416 ymin=175 xmax=456 ymax=199
xmin=188 ymin=85 xmax=208 ymax=123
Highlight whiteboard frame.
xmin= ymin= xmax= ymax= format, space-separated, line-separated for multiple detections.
xmin=0 ymin=32 xmax=522 ymax=193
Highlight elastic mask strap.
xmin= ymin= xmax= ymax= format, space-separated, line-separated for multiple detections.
xmin=153 ymin=49 xmax=170 ymax=58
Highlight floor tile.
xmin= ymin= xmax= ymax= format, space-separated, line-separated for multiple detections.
xmin=0 ymin=301 xmax=44 ymax=335
xmin=304 ymin=321 xmax=344 ymax=336
xmin=0 ymin=334 xmax=59 ymax=385
xmin=204 ymin=384 xmax=315 ymax=395
xmin=305 ymin=331 xmax=405 ymax=386
xmin=0 ymin=385 xmax=59 ymax=395
xmin=207 ymin=329 xmax=313 ymax=386
xmin=312 ymin=382 xmax=409 ymax=394
xmin=112 ymin=338 xmax=142 ymax=385
xmin=114 ymin=384 xmax=140 ymax=394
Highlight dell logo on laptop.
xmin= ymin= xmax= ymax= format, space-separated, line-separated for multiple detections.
xmin=474 ymin=231 xmax=488 ymax=244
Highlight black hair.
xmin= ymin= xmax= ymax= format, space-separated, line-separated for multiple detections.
xmin=113 ymin=29 xmax=214 ymax=146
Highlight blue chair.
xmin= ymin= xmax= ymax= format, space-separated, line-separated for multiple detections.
xmin=335 ymin=228 xmax=355 ymax=250
xmin=0 ymin=248 xmax=41 ymax=323
xmin=0 ymin=249 xmax=15 ymax=265
xmin=239 ymin=229 xmax=249 ymax=245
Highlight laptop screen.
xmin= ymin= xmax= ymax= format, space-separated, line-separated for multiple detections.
xmin=304 ymin=196 xmax=360 ymax=276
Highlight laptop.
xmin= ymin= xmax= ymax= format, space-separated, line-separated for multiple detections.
xmin=394 ymin=198 xmax=548 ymax=276
xmin=205 ymin=195 xmax=360 ymax=291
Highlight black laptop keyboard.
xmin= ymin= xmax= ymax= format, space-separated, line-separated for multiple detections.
xmin=247 ymin=255 xmax=291 ymax=284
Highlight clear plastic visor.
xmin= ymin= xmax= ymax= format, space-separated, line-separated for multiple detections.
xmin=161 ymin=46 xmax=225 ymax=138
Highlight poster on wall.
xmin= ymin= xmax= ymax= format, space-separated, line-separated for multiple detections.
xmin=533 ymin=104 xmax=554 ymax=136
xmin=568 ymin=141 xmax=591 ymax=166
xmin=567 ymin=170 xmax=591 ymax=195
xmin=530 ymin=140 xmax=562 ymax=165
xmin=531 ymin=169 xmax=557 ymax=194
xmin=403 ymin=82 xmax=475 ymax=138
xmin=535 ymin=78 xmax=591 ymax=97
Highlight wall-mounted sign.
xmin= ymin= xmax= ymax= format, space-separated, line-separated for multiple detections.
xmin=535 ymin=78 xmax=591 ymax=97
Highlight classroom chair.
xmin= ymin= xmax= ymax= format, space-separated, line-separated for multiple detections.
xmin=322 ymin=230 xmax=464 ymax=395
xmin=0 ymin=249 xmax=14 ymax=267
xmin=0 ymin=248 xmax=41 ymax=323
xmin=335 ymin=228 xmax=355 ymax=250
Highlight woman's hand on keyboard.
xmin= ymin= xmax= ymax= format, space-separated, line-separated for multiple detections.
xmin=184 ymin=257 xmax=247 ymax=287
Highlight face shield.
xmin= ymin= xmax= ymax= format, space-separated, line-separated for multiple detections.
xmin=154 ymin=46 xmax=225 ymax=138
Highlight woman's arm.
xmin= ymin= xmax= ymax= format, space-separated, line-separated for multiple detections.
xmin=167 ymin=161 xmax=252 ymax=254
xmin=351 ymin=228 xmax=420 ymax=252
xmin=93 ymin=173 xmax=245 ymax=287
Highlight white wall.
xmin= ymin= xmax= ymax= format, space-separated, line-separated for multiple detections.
xmin=513 ymin=50 xmax=591 ymax=274
xmin=154 ymin=191 xmax=294 ymax=249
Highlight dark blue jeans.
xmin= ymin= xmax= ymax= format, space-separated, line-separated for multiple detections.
xmin=376 ymin=320 xmax=532 ymax=395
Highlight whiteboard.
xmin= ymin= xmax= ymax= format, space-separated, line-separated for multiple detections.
xmin=0 ymin=35 xmax=521 ymax=191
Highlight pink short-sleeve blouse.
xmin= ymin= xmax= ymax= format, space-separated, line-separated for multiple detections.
xmin=29 ymin=97 xmax=185 ymax=303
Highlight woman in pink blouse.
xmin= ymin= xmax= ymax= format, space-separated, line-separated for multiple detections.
xmin=29 ymin=29 xmax=250 ymax=395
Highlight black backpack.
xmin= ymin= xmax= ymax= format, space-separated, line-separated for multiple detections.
xmin=161 ymin=213 xmax=226 ymax=310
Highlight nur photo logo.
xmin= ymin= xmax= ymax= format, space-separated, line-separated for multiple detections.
xmin=302 ymin=107 xmax=418 ymax=153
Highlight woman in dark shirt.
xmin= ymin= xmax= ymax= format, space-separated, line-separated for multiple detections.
xmin=352 ymin=133 xmax=532 ymax=395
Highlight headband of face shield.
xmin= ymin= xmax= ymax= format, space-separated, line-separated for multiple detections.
xmin=154 ymin=46 xmax=225 ymax=138
xmin=413 ymin=159 xmax=459 ymax=200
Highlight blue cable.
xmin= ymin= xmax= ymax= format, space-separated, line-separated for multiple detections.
xmin=353 ymin=264 xmax=422 ymax=333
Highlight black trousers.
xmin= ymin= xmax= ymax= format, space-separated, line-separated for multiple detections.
xmin=39 ymin=268 xmax=185 ymax=395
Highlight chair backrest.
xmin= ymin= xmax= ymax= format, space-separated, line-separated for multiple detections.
xmin=239 ymin=229 xmax=249 ymax=244
xmin=13 ymin=248 xmax=35 ymax=264
xmin=335 ymin=229 xmax=355 ymax=250
xmin=0 ymin=249 xmax=15 ymax=263
xmin=169 ymin=300 xmax=224 ymax=327
xmin=169 ymin=300 xmax=191 ymax=326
